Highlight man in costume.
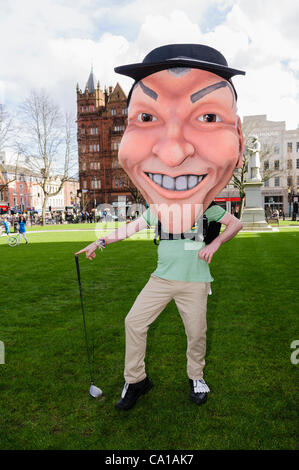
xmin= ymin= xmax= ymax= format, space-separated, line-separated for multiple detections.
xmin=76 ymin=44 xmax=245 ymax=410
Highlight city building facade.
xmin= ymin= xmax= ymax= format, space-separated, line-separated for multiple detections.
xmin=76 ymin=69 xmax=139 ymax=215
xmin=242 ymin=115 xmax=299 ymax=215
xmin=0 ymin=151 xmax=79 ymax=214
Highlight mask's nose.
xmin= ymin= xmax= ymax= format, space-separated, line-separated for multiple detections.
xmin=152 ymin=121 xmax=195 ymax=167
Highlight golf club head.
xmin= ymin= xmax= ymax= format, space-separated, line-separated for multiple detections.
xmin=89 ymin=384 xmax=103 ymax=398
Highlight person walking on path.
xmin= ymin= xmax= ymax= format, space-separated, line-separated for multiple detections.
xmin=3 ymin=218 xmax=10 ymax=236
xmin=18 ymin=216 xmax=29 ymax=245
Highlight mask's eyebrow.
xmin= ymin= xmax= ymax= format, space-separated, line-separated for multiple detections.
xmin=137 ymin=81 xmax=158 ymax=101
xmin=190 ymin=81 xmax=234 ymax=105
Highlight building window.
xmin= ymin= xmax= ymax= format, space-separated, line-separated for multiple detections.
xmin=122 ymin=108 xmax=127 ymax=115
xmin=274 ymin=177 xmax=280 ymax=187
xmin=296 ymin=142 xmax=299 ymax=152
xmin=90 ymin=162 xmax=94 ymax=169
xmin=114 ymin=158 xmax=119 ymax=168
xmin=297 ymin=176 xmax=299 ymax=186
xmin=274 ymin=160 xmax=279 ymax=170
xmin=20 ymin=184 xmax=23 ymax=194
xmin=92 ymin=179 xmax=101 ymax=189
xmin=93 ymin=144 xmax=97 ymax=152
xmin=296 ymin=158 xmax=299 ymax=169
xmin=287 ymin=176 xmax=293 ymax=187
xmin=82 ymin=162 xmax=86 ymax=170
xmin=287 ymin=142 xmax=293 ymax=153
xmin=82 ymin=144 xmax=86 ymax=153
xmin=90 ymin=144 xmax=93 ymax=152
xmin=264 ymin=160 xmax=269 ymax=170
xmin=112 ymin=142 xmax=120 ymax=151
xmin=287 ymin=159 xmax=292 ymax=169
xmin=83 ymin=180 xmax=87 ymax=189
xmin=97 ymin=144 xmax=100 ymax=152
xmin=273 ymin=143 xmax=279 ymax=154
xmin=264 ymin=179 xmax=269 ymax=187
xmin=113 ymin=125 xmax=125 ymax=132
xmin=81 ymin=127 xmax=85 ymax=134
xmin=111 ymin=108 xmax=116 ymax=116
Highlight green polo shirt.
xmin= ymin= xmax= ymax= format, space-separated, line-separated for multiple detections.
xmin=142 ymin=205 xmax=226 ymax=282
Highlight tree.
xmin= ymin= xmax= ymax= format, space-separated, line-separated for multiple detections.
xmin=17 ymin=90 xmax=76 ymax=224
xmin=0 ymin=154 xmax=20 ymax=200
xmin=115 ymin=168 xmax=145 ymax=205
xmin=0 ymin=104 xmax=14 ymax=152
xmin=0 ymin=104 xmax=19 ymax=203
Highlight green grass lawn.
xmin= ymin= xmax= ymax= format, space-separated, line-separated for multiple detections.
xmin=0 ymin=229 xmax=298 ymax=450
xmin=24 ymin=221 xmax=126 ymax=231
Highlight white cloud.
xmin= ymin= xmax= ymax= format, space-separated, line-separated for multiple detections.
xmin=0 ymin=0 xmax=298 ymax=129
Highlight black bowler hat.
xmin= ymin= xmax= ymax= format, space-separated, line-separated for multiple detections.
xmin=114 ymin=43 xmax=245 ymax=82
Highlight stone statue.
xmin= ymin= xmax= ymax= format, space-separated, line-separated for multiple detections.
xmin=247 ymin=135 xmax=262 ymax=182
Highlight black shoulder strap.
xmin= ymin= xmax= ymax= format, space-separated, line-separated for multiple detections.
xmin=203 ymin=202 xmax=222 ymax=244
xmin=153 ymin=201 xmax=222 ymax=245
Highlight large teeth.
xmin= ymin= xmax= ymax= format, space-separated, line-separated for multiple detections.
xmin=187 ymin=175 xmax=198 ymax=189
xmin=162 ymin=175 xmax=175 ymax=190
xmin=176 ymin=175 xmax=188 ymax=190
xmin=153 ymin=173 xmax=162 ymax=185
xmin=146 ymin=173 xmax=207 ymax=191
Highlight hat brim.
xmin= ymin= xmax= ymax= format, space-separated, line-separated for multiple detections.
xmin=114 ymin=58 xmax=245 ymax=82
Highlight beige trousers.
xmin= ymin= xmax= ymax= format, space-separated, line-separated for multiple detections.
xmin=124 ymin=274 xmax=210 ymax=383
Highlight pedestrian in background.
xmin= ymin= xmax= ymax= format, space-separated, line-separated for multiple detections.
xmin=18 ymin=216 xmax=29 ymax=245
xmin=3 ymin=218 xmax=10 ymax=235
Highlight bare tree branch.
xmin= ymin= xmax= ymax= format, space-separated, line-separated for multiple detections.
xmin=17 ymin=90 xmax=76 ymax=224
xmin=0 ymin=104 xmax=15 ymax=152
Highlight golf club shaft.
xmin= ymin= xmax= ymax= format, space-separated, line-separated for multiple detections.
xmin=75 ymin=255 xmax=94 ymax=385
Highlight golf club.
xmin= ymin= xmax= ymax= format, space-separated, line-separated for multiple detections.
xmin=74 ymin=254 xmax=103 ymax=398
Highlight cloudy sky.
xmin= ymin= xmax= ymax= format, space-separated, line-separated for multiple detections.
xmin=1 ymin=0 xmax=298 ymax=129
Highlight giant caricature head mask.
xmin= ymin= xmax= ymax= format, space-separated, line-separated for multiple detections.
xmin=115 ymin=44 xmax=245 ymax=231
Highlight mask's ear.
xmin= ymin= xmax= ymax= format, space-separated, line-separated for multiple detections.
xmin=235 ymin=116 xmax=244 ymax=168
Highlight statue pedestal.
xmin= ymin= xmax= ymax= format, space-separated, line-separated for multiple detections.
xmin=241 ymin=181 xmax=273 ymax=231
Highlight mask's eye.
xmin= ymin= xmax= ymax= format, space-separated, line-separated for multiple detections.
xmin=198 ymin=113 xmax=222 ymax=123
xmin=137 ymin=113 xmax=157 ymax=122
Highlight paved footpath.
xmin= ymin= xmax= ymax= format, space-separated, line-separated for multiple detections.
xmin=26 ymin=228 xmax=117 ymax=233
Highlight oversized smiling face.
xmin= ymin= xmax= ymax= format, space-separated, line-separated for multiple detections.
xmin=118 ymin=68 xmax=244 ymax=232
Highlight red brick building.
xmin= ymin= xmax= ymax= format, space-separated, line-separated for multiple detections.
xmin=76 ymin=68 xmax=140 ymax=212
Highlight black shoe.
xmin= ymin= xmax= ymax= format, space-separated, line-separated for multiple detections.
xmin=189 ymin=379 xmax=209 ymax=406
xmin=116 ymin=377 xmax=153 ymax=410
